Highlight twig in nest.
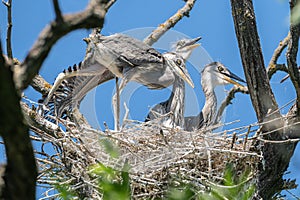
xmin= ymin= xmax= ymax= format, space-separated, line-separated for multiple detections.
xmin=243 ymin=125 xmax=251 ymax=150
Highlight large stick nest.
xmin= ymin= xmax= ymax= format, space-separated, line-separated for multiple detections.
xmin=28 ymin=105 xmax=261 ymax=199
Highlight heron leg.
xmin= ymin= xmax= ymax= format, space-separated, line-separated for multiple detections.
xmin=114 ymin=77 xmax=120 ymax=131
xmin=112 ymin=70 xmax=134 ymax=131
xmin=112 ymin=78 xmax=129 ymax=131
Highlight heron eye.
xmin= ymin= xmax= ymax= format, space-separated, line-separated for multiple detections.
xmin=217 ymin=66 xmax=224 ymax=72
xmin=176 ymin=59 xmax=182 ymax=66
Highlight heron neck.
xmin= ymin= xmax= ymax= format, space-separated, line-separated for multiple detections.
xmin=167 ymin=75 xmax=185 ymax=127
xmin=201 ymin=81 xmax=217 ymax=127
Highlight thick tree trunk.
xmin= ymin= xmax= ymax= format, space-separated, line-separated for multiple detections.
xmin=0 ymin=46 xmax=37 ymax=199
xmin=230 ymin=0 xmax=298 ymax=199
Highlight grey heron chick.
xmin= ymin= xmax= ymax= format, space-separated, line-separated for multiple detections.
xmin=145 ymin=37 xmax=201 ymax=128
xmin=42 ymin=33 xmax=194 ymax=121
xmin=184 ymin=62 xmax=246 ymax=131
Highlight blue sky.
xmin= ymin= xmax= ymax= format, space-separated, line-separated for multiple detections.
xmin=0 ymin=0 xmax=299 ymax=199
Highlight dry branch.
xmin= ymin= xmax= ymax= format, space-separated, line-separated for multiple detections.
xmin=0 ymin=41 xmax=37 ymax=199
xmin=143 ymin=0 xmax=196 ymax=46
xmin=230 ymin=0 xmax=298 ymax=198
xmin=2 ymin=0 xmax=13 ymax=59
xmin=31 ymin=75 xmax=52 ymax=96
xmin=215 ymin=86 xmax=249 ymax=124
xmin=267 ymin=32 xmax=290 ymax=79
xmin=286 ymin=0 xmax=300 ymax=115
xmin=266 ymin=33 xmax=290 ymax=79
xmin=52 ymin=0 xmax=63 ymax=23
xmin=15 ymin=0 xmax=116 ymax=91
xmin=230 ymin=0 xmax=280 ymax=122
xmin=220 ymin=33 xmax=291 ymax=118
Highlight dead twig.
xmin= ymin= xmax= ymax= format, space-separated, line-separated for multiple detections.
xmin=52 ymin=0 xmax=63 ymax=23
xmin=143 ymin=0 xmax=197 ymax=46
xmin=215 ymin=86 xmax=249 ymax=124
xmin=267 ymin=33 xmax=290 ymax=79
xmin=15 ymin=0 xmax=117 ymax=91
xmin=2 ymin=0 xmax=13 ymax=59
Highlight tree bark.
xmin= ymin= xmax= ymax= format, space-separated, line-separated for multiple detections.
xmin=0 ymin=44 xmax=37 ymax=199
xmin=286 ymin=0 xmax=300 ymax=115
xmin=230 ymin=0 xmax=298 ymax=199
xmin=230 ymin=0 xmax=280 ymax=121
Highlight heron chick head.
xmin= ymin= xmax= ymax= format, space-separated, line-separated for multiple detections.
xmin=163 ymin=52 xmax=195 ymax=88
xmin=202 ymin=62 xmax=246 ymax=88
xmin=173 ymin=36 xmax=201 ymax=60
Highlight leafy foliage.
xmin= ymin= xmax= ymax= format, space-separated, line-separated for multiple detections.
xmin=198 ymin=163 xmax=256 ymax=200
xmin=54 ymin=161 xmax=256 ymax=199
xmin=89 ymin=163 xmax=131 ymax=200
xmin=55 ymin=182 xmax=78 ymax=200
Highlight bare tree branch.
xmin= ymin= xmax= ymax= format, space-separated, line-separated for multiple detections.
xmin=105 ymin=0 xmax=117 ymax=11
xmin=218 ymin=34 xmax=291 ymax=121
xmin=230 ymin=1 xmax=297 ymax=199
xmin=2 ymin=0 xmax=13 ymax=59
xmin=0 ymin=40 xmax=37 ymax=200
xmin=286 ymin=0 xmax=300 ymax=115
xmin=268 ymin=64 xmax=289 ymax=80
xmin=286 ymin=103 xmax=300 ymax=138
xmin=219 ymin=32 xmax=291 ymax=119
xmin=143 ymin=0 xmax=196 ymax=46
xmin=52 ymin=0 xmax=63 ymax=23
xmin=31 ymin=75 xmax=52 ymax=96
xmin=21 ymin=102 xmax=61 ymax=137
xmin=267 ymin=33 xmax=290 ymax=79
xmin=215 ymin=86 xmax=249 ymax=124
xmin=268 ymin=33 xmax=290 ymax=69
xmin=14 ymin=0 xmax=116 ymax=91
xmin=230 ymin=0 xmax=280 ymax=123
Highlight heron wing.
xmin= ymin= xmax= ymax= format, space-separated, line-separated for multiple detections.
xmin=184 ymin=112 xmax=204 ymax=131
xmin=145 ymin=100 xmax=169 ymax=122
xmin=44 ymin=70 xmax=114 ymax=118
xmin=100 ymin=34 xmax=164 ymax=66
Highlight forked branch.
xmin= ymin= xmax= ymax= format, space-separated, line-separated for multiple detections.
xmin=267 ymin=33 xmax=290 ymax=79
xmin=15 ymin=0 xmax=117 ymax=91
xmin=230 ymin=0 xmax=298 ymax=199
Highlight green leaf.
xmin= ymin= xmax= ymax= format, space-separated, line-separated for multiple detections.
xmin=101 ymin=139 xmax=120 ymax=158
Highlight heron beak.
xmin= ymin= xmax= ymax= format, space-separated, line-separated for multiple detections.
xmin=180 ymin=68 xmax=195 ymax=88
xmin=171 ymin=61 xmax=195 ymax=88
xmin=183 ymin=36 xmax=202 ymax=50
xmin=186 ymin=43 xmax=200 ymax=50
xmin=222 ymin=70 xmax=246 ymax=87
